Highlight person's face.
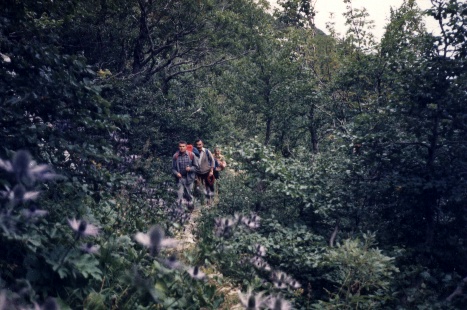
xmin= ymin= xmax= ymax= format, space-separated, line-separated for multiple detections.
xmin=215 ymin=150 xmax=220 ymax=156
xmin=178 ymin=143 xmax=187 ymax=152
xmin=196 ymin=141 xmax=203 ymax=150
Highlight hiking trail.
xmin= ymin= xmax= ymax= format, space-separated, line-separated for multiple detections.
xmin=174 ymin=204 xmax=242 ymax=309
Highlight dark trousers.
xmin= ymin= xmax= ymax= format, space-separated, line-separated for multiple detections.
xmin=176 ymin=177 xmax=194 ymax=208
xmin=196 ymin=172 xmax=214 ymax=201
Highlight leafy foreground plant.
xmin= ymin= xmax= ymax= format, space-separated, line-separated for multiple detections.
xmin=201 ymin=211 xmax=300 ymax=309
xmin=313 ymin=233 xmax=399 ymax=309
xmin=0 ymin=151 xmax=223 ymax=309
xmin=195 ymin=165 xmax=406 ymax=309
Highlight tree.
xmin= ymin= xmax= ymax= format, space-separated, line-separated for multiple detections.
xmin=0 ymin=0 xmax=115 ymax=166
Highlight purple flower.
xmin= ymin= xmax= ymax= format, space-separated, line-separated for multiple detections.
xmin=270 ymin=271 xmax=301 ymax=290
xmin=0 ymin=158 xmax=13 ymax=172
xmin=288 ymin=278 xmax=301 ymax=289
xmin=0 ymin=291 xmax=7 ymax=310
xmin=233 ymin=213 xmax=246 ymax=224
xmin=271 ymin=271 xmax=290 ymax=290
xmin=68 ymin=219 xmax=99 ymax=237
xmin=80 ymin=242 xmax=100 ymax=254
xmin=267 ymin=295 xmax=292 ymax=310
xmin=12 ymin=150 xmax=34 ymax=185
xmin=29 ymin=162 xmax=62 ymax=182
xmin=12 ymin=184 xmax=40 ymax=202
xmin=22 ymin=205 xmax=48 ymax=219
xmin=4 ymin=150 xmax=62 ymax=185
xmin=187 ymin=266 xmax=206 ymax=280
xmin=238 ymin=289 xmax=267 ymax=310
xmin=254 ymin=244 xmax=266 ymax=257
xmin=214 ymin=217 xmax=236 ymax=237
xmin=242 ymin=214 xmax=260 ymax=229
xmin=135 ymin=225 xmax=177 ymax=256
xmin=162 ymin=254 xmax=183 ymax=270
xmin=250 ymin=256 xmax=271 ymax=271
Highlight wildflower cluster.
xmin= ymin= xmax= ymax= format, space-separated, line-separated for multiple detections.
xmin=0 ymin=151 xmax=223 ymax=309
xmin=214 ymin=212 xmax=261 ymax=238
xmin=212 ymin=211 xmax=299 ymax=309
xmin=0 ymin=151 xmax=60 ymax=234
xmin=238 ymin=289 xmax=292 ymax=310
xmin=68 ymin=218 xmax=100 ymax=256
xmin=241 ymin=243 xmax=299 ymax=309
xmin=135 ymin=225 xmax=178 ymax=257
xmin=135 ymin=225 xmax=206 ymax=281
xmin=270 ymin=271 xmax=301 ymax=290
xmin=0 ymin=151 xmax=67 ymax=308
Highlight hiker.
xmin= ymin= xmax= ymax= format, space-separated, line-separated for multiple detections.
xmin=213 ymin=147 xmax=227 ymax=179
xmin=194 ymin=139 xmax=215 ymax=205
xmin=172 ymin=140 xmax=198 ymax=210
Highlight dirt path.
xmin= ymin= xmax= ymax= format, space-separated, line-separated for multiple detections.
xmin=174 ymin=207 xmax=199 ymax=252
xmin=174 ymin=205 xmax=242 ymax=309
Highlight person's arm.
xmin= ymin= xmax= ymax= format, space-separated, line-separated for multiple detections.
xmin=172 ymin=155 xmax=181 ymax=178
xmin=220 ymin=155 xmax=226 ymax=168
xmin=207 ymin=150 xmax=215 ymax=173
xmin=189 ymin=153 xmax=199 ymax=171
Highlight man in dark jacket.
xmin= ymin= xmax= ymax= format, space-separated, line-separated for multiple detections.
xmin=172 ymin=141 xmax=198 ymax=209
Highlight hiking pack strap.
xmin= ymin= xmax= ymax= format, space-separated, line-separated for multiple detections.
xmin=174 ymin=151 xmax=194 ymax=161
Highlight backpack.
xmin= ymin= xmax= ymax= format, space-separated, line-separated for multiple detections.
xmin=208 ymin=149 xmax=218 ymax=168
xmin=173 ymin=151 xmax=194 ymax=161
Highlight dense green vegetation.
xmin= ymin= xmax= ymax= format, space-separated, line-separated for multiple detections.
xmin=1 ymin=0 xmax=466 ymax=308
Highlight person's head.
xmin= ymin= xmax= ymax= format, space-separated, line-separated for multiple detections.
xmin=214 ymin=147 xmax=221 ymax=156
xmin=178 ymin=141 xmax=187 ymax=153
xmin=195 ymin=139 xmax=203 ymax=151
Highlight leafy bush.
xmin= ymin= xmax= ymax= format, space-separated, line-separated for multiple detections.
xmin=314 ymin=233 xmax=399 ymax=309
xmin=0 ymin=151 xmax=224 ymax=309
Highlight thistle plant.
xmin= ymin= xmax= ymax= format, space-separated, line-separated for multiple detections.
xmin=135 ymin=225 xmax=178 ymax=256
xmin=187 ymin=266 xmax=206 ymax=280
xmin=0 ymin=151 xmax=60 ymax=234
xmin=254 ymin=244 xmax=267 ymax=257
xmin=0 ymin=151 xmax=66 ymax=308
xmin=270 ymin=271 xmax=301 ymax=291
xmin=161 ymin=254 xmax=183 ymax=270
xmin=250 ymin=256 xmax=272 ymax=272
xmin=266 ymin=295 xmax=293 ymax=310
xmin=80 ymin=242 xmax=100 ymax=254
xmin=238 ymin=288 xmax=294 ymax=310
xmin=214 ymin=212 xmax=261 ymax=238
xmin=68 ymin=219 xmax=99 ymax=238
xmin=238 ymin=288 xmax=268 ymax=310
xmin=0 ymin=150 xmax=226 ymax=309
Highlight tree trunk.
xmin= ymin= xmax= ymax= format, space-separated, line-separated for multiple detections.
xmin=424 ymin=108 xmax=440 ymax=248
xmin=308 ymin=104 xmax=318 ymax=153
xmin=264 ymin=117 xmax=272 ymax=146
xmin=132 ymin=1 xmax=148 ymax=74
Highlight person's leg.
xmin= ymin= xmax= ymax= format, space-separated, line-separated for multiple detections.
xmin=206 ymin=179 xmax=215 ymax=205
xmin=194 ymin=174 xmax=203 ymax=198
xmin=184 ymin=180 xmax=195 ymax=211
xmin=176 ymin=179 xmax=184 ymax=206
xmin=199 ymin=173 xmax=214 ymax=205
xmin=195 ymin=173 xmax=208 ymax=205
